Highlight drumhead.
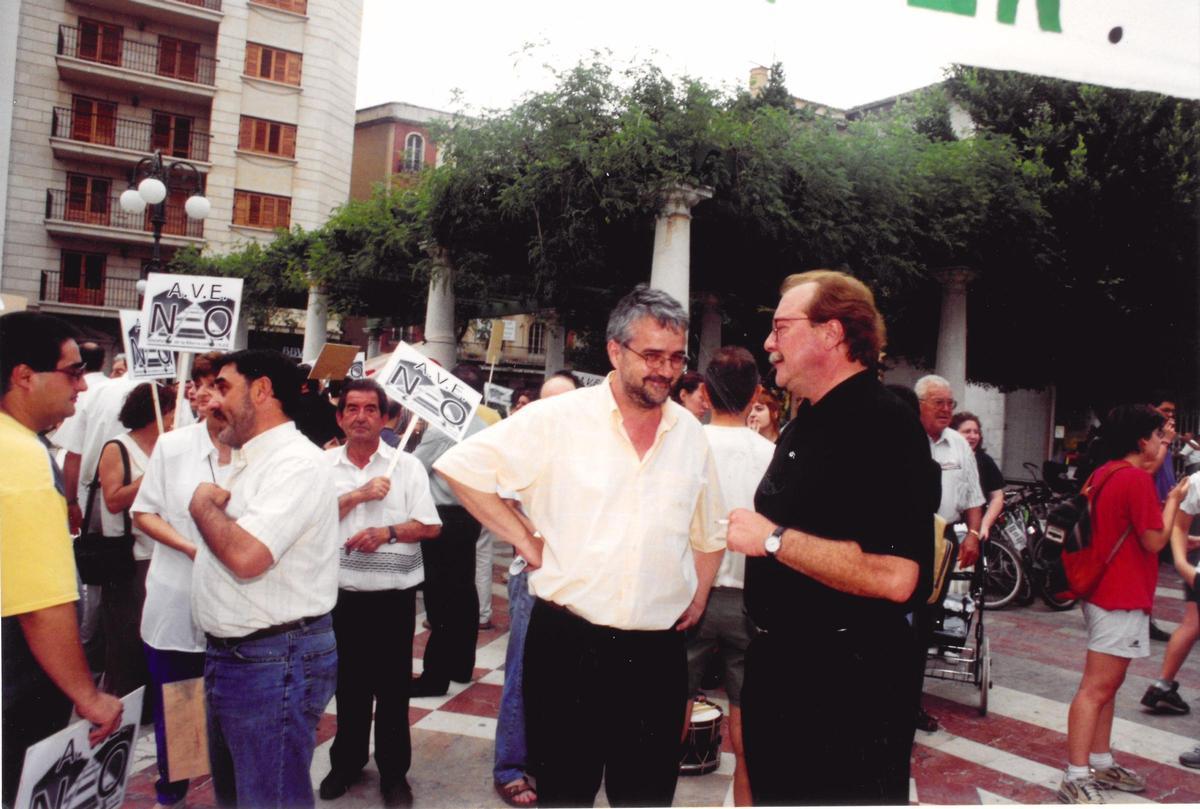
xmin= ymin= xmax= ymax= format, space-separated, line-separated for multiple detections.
xmin=691 ymin=703 xmax=722 ymax=722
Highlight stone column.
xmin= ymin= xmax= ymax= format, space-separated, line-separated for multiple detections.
xmin=543 ymin=315 xmax=566 ymax=378
xmin=696 ymin=295 xmax=721 ymax=372
xmin=301 ymin=282 xmax=328 ymax=363
xmin=422 ymin=246 xmax=457 ymax=368
xmin=934 ymin=267 xmax=975 ymax=403
xmin=649 ymin=183 xmax=712 ymax=315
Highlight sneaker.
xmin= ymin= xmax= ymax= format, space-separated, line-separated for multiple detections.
xmin=1180 ymin=746 xmax=1200 ymax=769
xmin=1141 ymin=682 xmax=1190 ymax=714
xmin=1091 ymin=764 xmax=1146 ymax=793
xmin=1057 ymin=777 xmax=1105 ymax=804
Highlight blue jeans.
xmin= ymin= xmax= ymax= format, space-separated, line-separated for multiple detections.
xmin=143 ymin=644 xmax=206 ymax=806
xmin=493 ymin=569 xmax=533 ymax=786
xmin=205 ymin=614 xmax=337 ymax=808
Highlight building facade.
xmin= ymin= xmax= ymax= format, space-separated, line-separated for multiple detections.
xmin=1 ymin=0 xmax=362 ymax=348
xmin=349 ymin=101 xmax=448 ymax=201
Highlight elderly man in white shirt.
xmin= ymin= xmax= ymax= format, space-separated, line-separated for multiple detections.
xmin=187 ymin=349 xmax=340 ymax=809
xmin=317 ymin=379 xmax=441 ymax=808
xmin=435 ymin=286 xmax=726 ymax=808
xmin=131 ymin=351 xmax=233 ymax=809
xmin=914 ymin=373 xmax=985 ymax=733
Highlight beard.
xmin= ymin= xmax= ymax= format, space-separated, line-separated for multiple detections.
xmin=214 ymin=393 xmax=254 ymax=448
xmin=622 ymin=370 xmax=674 ymax=410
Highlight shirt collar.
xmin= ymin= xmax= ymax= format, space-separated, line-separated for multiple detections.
xmin=929 ymin=427 xmax=952 ymax=447
xmin=333 ymin=440 xmax=390 ymax=468
xmin=194 ymin=421 xmax=223 ymax=461
xmin=602 ymin=372 xmax=679 ymax=430
xmin=240 ymin=421 xmax=300 ymax=464
xmin=0 ymin=410 xmax=35 ymax=438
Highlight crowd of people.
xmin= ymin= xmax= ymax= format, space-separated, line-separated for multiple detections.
xmin=1 ymin=270 xmax=1197 ymax=809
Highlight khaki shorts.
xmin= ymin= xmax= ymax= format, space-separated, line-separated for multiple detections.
xmin=1083 ymin=601 xmax=1150 ymax=659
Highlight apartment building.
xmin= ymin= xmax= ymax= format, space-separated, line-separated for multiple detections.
xmin=0 ymin=0 xmax=362 ymax=347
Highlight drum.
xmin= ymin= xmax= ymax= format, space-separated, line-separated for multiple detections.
xmin=679 ymin=697 xmax=724 ymax=775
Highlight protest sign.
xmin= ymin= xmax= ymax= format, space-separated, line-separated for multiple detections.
xmin=484 ymin=382 xmax=513 ymax=409
xmin=573 ymin=371 xmax=606 ymax=387
xmin=163 ymin=678 xmax=208 ymax=781
xmin=119 ymin=310 xmax=176 ymax=381
xmin=15 ymin=688 xmax=144 ymax=809
xmin=139 ymin=273 xmax=243 ymax=352
xmin=348 ymin=352 xmax=366 ymax=380
xmin=307 ymin=343 xmax=360 ymax=381
xmin=377 ymin=342 xmax=481 ymax=443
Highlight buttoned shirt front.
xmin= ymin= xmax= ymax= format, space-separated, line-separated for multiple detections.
xmin=326 ymin=442 xmax=442 ymax=592
xmin=929 ymin=427 xmax=985 ymax=523
xmin=191 ymin=421 xmax=339 ymax=638
xmin=133 ymin=421 xmax=236 ymax=652
xmin=434 ymin=374 xmax=726 ymax=631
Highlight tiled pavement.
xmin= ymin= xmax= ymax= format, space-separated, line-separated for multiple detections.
xmin=119 ymin=551 xmax=1200 ymax=806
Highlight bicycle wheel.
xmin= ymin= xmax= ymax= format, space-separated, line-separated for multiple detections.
xmin=1040 ymin=587 xmax=1078 ymax=611
xmin=981 ymin=538 xmax=1024 ymax=609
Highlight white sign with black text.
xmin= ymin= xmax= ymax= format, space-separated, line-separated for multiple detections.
xmin=378 ymin=342 xmax=482 ymax=442
xmin=119 ymin=310 xmax=176 ymax=381
xmin=139 ymin=273 xmax=243 ymax=352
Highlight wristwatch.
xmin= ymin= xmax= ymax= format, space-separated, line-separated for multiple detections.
xmin=764 ymin=525 xmax=785 ymax=558
xmin=387 ymin=526 xmax=399 ymax=545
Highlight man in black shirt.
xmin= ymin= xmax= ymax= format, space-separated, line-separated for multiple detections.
xmin=727 ymin=270 xmax=935 ymax=805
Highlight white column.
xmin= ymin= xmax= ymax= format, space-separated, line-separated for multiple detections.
xmin=649 ymin=183 xmax=712 ymax=315
xmin=301 ymin=283 xmax=328 ymax=363
xmin=696 ymin=295 xmax=721 ymax=372
xmin=423 ymin=247 xmax=457 ymax=368
xmin=543 ymin=315 xmax=566 ymax=378
xmin=934 ymin=267 xmax=975 ymax=403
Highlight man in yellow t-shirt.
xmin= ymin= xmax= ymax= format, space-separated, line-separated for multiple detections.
xmin=0 ymin=311 xmax=123 ymax=808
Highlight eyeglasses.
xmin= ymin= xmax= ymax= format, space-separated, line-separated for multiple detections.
xmin=922 ymin=397 xmax=957 ymax=411
xmin=770 ymin=316 xmax=812 ymax=339
xmin=621 ymin=343 xmax=688 ymax=370
xmin=44 ymin=362 xmax=87 ymax=382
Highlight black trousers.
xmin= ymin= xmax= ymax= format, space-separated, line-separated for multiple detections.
xmin=329 ymin=588 xmax=416 ymax=785
xmin=742 ymin=617 xmax=918 ymax=806
xmin=524 ymin=599 xmax=686 ymax=808
xmin=419 ymin=505 xmax=480 ymax=683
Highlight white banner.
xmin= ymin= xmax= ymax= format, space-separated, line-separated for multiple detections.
xmin=378 ymin=342 xmax=482 ymax=442
xmin=484 ymin=381 xmax=513 ymax=408
xmin=902 ymin=0 xmax=1199 ymax=100
xmin=139 ymin=273 xmax=243 ymax=352
xmin=348 ymin=352 xmax=366 ymax=381
xmin=573 ymin=371 xmax=606 ymax=387
xmin=118 ymin=310 xmax=176 ymax=381
xmin=15 ymin=688 xmax=145 ymax=809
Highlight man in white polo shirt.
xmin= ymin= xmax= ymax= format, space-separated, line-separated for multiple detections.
xmin=435 ymin=286 xmax=726 ymax=807
xmin=317 ymin=379 xmax=441 ymax=807
xmin=188 ymin=349 xmax=340 ymax=808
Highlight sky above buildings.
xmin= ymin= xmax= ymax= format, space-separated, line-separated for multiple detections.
xmin=354 ymin=0 xmax=959 ymax=115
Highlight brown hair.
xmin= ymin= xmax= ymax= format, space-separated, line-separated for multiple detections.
xmin=752 ymin=385 xmax=782 ymax=431
xmin=191 ymin=351 xmax=225 ymax=383
xmin=780 ymin=270 xmax=885 ymax=369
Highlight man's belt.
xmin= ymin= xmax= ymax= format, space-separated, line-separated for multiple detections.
xmin=206 ymin=613 xmax=328 ymax=648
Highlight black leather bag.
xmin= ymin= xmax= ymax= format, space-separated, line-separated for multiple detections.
xmin=74 ymin=439 xmax=136 ymax=586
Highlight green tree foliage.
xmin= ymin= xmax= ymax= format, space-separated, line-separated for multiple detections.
xmin=945 ymin=67 xmax=1200 ymax=401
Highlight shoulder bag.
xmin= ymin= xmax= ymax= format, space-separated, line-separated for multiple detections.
xmin=74 ymin=439 xmax=136 ymax=586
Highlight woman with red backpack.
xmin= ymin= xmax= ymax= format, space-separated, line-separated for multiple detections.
xmin=1058 ymin=404 xmax=1190 ymax=803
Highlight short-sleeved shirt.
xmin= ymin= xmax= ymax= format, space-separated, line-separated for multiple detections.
xmin=930 ymin=427 xmax=986 ymax=523
xmin=326 ymin=442 xmax=441 ymax=592
xmin=1087 ymin=461 xmax=1164 ymax=613
xmin=51 ymin=375 xmax=137 ymax=505
xmin=1181 ymin=471 xmax=1200 ymax=516
xmin=434 ymin=374 xmax=726 ymax=631
xmin=0 ymin=412 xmax=77 ymax=618
xmin=746 ymin=371 xmax=935 ymax=631
xmin=191 ymin=421 xmax=340 ymax=637
xmin=133 ymin=422 xmax=236 ymax=652
xmin=976 ymin=449 xmax=1005 ymax=496
xmin=703 ymin=424 xmax=775 ymax=589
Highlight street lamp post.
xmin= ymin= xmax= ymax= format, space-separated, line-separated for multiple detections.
xmin=119 ymin=150 xmax=210 ymax=292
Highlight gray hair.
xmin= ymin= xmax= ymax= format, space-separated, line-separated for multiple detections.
xmin=606 ymin=285 xmax=689 ymax=344
xmin=914 ymin=374 xmax=951 ymax=400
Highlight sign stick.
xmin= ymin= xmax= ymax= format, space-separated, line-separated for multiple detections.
xmin=174 ymin=352 xmax=192 ymax=427
xmin=385 ymin=416 xmax=422 ymax=477
xmin=150 ymin=382 xmax=165 ymax=435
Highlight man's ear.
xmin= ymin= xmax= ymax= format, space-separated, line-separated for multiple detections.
xmin=251 ymin=375 xmax=273 ymax=405
xmin=606 ymin=339 xmax=622 ymax=371
xmin=7 ymin=364 xmax=35 ymax=394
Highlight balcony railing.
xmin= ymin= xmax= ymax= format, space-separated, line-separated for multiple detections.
xmin=175 ymin=0 xmax=222 ymax=9
xmin=57 ymin=25 xmax=217 ymax=87
xmin=40 ymin=270 xmax=140 ymax=309
xmin=46 ymin=188 xmax=204 ymax=238
xmin=52 ymin=107 xmax=211 ymax=162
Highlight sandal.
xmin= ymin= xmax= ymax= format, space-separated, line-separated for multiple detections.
xmin=495 ymin=777 xmax=537 ymax=807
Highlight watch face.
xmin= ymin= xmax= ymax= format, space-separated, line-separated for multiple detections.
xmin=765 ymin=534 xmax=782 ymax=554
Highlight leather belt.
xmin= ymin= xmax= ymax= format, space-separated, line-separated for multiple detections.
xmin=206 ymin=613 xmax=327 ymax=648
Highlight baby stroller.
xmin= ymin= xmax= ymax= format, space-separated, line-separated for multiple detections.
xmin=924 ymin=525 xmax=991 ymax=715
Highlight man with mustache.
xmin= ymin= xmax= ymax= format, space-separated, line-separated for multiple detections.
xmin=188 ymin=349 xmax=340 ymax=808
xmin=726 ymin=270 xmax=934 ymax=805
xmin=434 ymin=286 xmax=726 ymax=807
xmin=131 ymin=351 xmax=234 ymax=808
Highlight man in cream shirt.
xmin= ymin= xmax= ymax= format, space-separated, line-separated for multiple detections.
xmin=188 ymin=350 xmax=339 ymax=809
xmin=435 ymin=286 xmax=725 ymax=807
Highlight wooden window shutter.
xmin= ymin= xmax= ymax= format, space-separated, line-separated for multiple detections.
xmin=284 ymin=52 xmax=302 ymax=86
xmin=238 ymin=116 xmax=254 ymax=150
xmin=233 ymin=191 xmax=250 ymax=225
xmin=244 ymin=43 xmax=261 ymax=77
xmin=278 ymin=197 xmax=291 ymax=228
xmin=280 ymin=124 xmax=296 ymax=158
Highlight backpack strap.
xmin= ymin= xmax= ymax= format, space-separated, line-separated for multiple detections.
xmin=90 ymin=438 xmax=133 ymax=536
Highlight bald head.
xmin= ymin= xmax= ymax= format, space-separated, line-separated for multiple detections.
xmin=540 ymin=375 xmax=577 ymax=399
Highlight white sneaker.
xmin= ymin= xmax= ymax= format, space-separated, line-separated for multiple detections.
xmin=1057 ymin=777 xmax=1105 ymax=804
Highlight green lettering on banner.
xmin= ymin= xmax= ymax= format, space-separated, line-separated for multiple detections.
xmin=907 ymin=0 xmax=977 ymax=16
xmin=997 ymin=0 xmax=1062 ymax=31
